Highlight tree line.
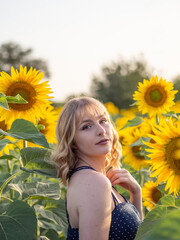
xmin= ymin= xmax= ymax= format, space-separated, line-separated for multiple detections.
xmin=1 ymin=41 xmax=180 ymax=108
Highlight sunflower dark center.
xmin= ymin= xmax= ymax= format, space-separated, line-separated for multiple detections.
xmin=6 ymin=82 xmax=36 ymax=111
xmin=0 ymin=120 xmax=7 ymax=140
xmin=150 ymin=90 xmax=162 ymax=102
xmin=166 ymin=138 xmax=180 ymax=175
xmin=132 ymin=145 xmax=144 ymax=159
xmin=144 ymin=85 xmax=167 ymax=107
xmin=38 ymin=119 xmax=48 ymax=134
xmin=0 ymin=120 xmax=7 ymax=131
xmin=151 ymin=187 xmax=162 ymax=203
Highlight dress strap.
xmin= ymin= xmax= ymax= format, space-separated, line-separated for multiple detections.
xmin=111 ymin=192 xmax=119 ymax=207
xmin=68 ymin=166 xmax=97 ymax=180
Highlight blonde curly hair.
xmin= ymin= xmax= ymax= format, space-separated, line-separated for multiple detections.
xmin=51 ymin=96 xmax=121 ymax=186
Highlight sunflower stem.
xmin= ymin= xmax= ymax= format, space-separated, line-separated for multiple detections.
xmin=6 ymin=159 xmax=11 ymax=174
xmin=0 ymin=170 xmax=22 ymax=200
xmin=23 ymin=139 xmax=27 ymax=148
xmin=155 ymin=114 xmax=160 ymax=125
xmin=139 ymin=170 xmax=144 ymax=187
xmin=0 ymin=196 xmax=13 ymax=202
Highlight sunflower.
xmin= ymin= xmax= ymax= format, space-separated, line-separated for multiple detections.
xmin=171 ymin=100 xmax=180 ymax=113
xmin=142 ymin=181 xmax=162 ymax=210
xmin=145 ymin=119 xmax=180 ymax=196
xmin=122 ymin=128 xmax=150 ymax=170
xmin=0 ymin=119 xmax=15 ymax=154
xmin=0 ymin=65 xmax=53 ymax=124
xmin=133 ymin=76 xmax=178 ymax=117
xmin=25 ymin=105 xmax=58 ymax=148
xmin=116 ymin=117 xmax=135 ymax=145
xmin=115 ymin=109 xmax=137 ymax=145
xmin=105 ymin=102 xmax=119 ymax=115
xmin=54 ymin=106 xmax=63 ymax=116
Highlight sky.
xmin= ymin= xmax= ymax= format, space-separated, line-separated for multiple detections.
xmin=1 ymin=0 xmax=180 ymax=102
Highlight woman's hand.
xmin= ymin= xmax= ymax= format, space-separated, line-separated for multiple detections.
xmin=106 ymin=167 xmax=143 ymax=220
xmin=106 ymin=168 xmax=141 ymax=195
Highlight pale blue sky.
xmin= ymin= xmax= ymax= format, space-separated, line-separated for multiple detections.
xmin=1 ymin=0 xmax=180 ymax=101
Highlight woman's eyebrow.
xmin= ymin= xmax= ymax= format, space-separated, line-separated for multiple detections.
xmin=79 ymin=119 xmax=92 ymax=127
xmin=79 ymin=115 xmax=105 ymax=126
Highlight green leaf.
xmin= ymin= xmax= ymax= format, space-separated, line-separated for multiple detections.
xmin=0 ymin=200 xmax=11 ymax=215
xmin=0 ymin=200 xmax=37 ymax=240
xmin=0 ymin=172 xmax=11 ymax=188
xmin=158 ymin=195 xmax=175 ymax=207
xmin=20 ymin=147 xmax=57 ymax=178
xmin=130 ymin=137 xmax=150 ymax=147
xmin=175 ymin=199 xmax=180 ymax=207
xmin=0 ymin=154 xmax=16 ymax=160
xmin=0 ymin=93 xmax=27 ymax=110
xmin=135 ymin=205 xmax=180 ymax=240
xmin=9 ymin=182 xmax=61 ymax=200
xmin=6 ymin=94 xmax=28 ymax=104
xmin=129 ymin=101 xmax=138 ymax=107
xmin=45 ymin=229 xmax=60 ymax=240
xmin=0 ymin=119 xmax=49 ymax=148
xmin=144 ymin=208 xmax=180 ymax=240
xmin=38 ymin=218 xmax=63 ymax=232
xmin=135 ymin=205 xmax=167 ymax=240
xmin=120 ymin=117 xmax=144 ymax=130
xmin=11 ymin=172 xmax=30 ymax=186
xmin=0 ymin=139 xmax=11 ymax=151
xmin=39 ymin=237 xmax=50 ymax=240
xmin=0 ymin=93 xmax=9 ymax=110
xmin=35 ymin=201 xmax=68 ymax=235
xmin=162 ymin=111 xmax=179 ymax=120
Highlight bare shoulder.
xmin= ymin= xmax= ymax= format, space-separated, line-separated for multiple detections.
xmin=68 ymin=170 xmax=112 ymax=238
xmin=73 ymin=170 xmax=112 ymax=208
xmin=71 ymin=169 xmax=111 ymax=193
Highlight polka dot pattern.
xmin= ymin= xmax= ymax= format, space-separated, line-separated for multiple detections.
xmin=108 ymin=201 xmax=141 ymax=240
xmin=65 ymin=198 xmax=141 ymax=240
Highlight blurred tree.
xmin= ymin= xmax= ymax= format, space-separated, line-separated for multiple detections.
xmin=173 ymin=75 xmax=180 ymax=101
xmin=0 ymin=42 xmax=50 ymax=78
xmin=90 ymin=58 xmax=152 ymax=109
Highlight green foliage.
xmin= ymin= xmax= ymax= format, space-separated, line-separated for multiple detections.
xmin=0 ymin=92 xmax=28 ymax=110
xmin=0 ymin=42 xmax=50 ymax=78
xmin=135 ymin=196 xmax=180 ymax=240
xmin=120 ymin=117 xmax=144 ymax=130
xmin=0 ymin=117 xmax=63 ymax=239
xmin=0 ymin=200 xmax=37 ymax=240
xmin=173 ymin=75 xmax=180 ymax=101
xmin=90 ymin=58 xmax=152 ymax=109
xmin=35 ymin=199 xmax=68 ymax=237
xmin=0 ymin=119 xmax=49 ymax=148
xmin=20 ymin=147 xmax=57 ymax=177
xmin=9 ymin=182 xmax=60 ymax=200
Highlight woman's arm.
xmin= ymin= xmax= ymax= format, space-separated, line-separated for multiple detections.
xmin=106 ymin=168 xmax=143 ymax=221
xmin=76 ymin=172 xmax=112 ymax=240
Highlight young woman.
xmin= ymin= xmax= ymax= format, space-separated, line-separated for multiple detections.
xmin=51 ymin=96 xmax=143 ymax=240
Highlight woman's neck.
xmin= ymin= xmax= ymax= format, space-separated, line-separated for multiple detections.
xmin=75 ymin=156 xmax=106 ymax=175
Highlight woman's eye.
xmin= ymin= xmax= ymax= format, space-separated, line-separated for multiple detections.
xmin=100 ymin=119 xmax=107 ymax=124
xmin=82 ymin=125 xmax=91 ymax=130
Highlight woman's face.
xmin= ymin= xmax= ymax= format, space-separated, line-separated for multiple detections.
xmin=73 ymin=110 xmax=113 ymax=160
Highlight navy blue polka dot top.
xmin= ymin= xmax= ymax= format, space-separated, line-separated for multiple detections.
xmin=65 ymin=166 xmax=141 ymax=240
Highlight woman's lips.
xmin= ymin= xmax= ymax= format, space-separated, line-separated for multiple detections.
xmin=96 ymin=139 xmax=110 ymax=145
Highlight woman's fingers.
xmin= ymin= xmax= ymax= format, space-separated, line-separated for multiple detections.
xmin=106 ymin=168 xmax=140 ymax=192
xmin=106 ymin=168 xmax=129 ymax=183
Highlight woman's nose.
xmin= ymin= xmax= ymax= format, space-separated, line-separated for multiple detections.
xmin=96 ymin=123 xmax=105 ymax=135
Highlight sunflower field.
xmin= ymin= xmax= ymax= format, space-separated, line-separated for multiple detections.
xmin=0 ymin=67 xmax=180 ymax=240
